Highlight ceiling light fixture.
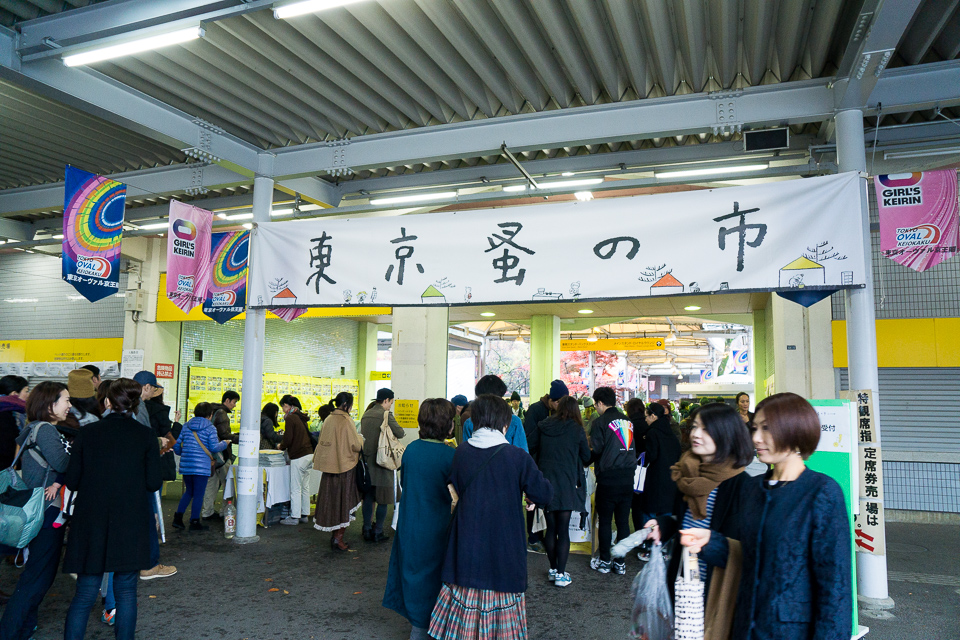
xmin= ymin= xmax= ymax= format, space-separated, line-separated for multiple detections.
xmin=574 ymin=191 xmax=594 ymax=201
xmin=242 ymin=223 xmax=253 ymax=230
xmin=515 ymin=333 xmax=524 ymax=344
xmin=274 ymin=0 xmax=366 ymax=19
xmin=666 ymin=331 xmax=677 ymax=343
xmin=684 ymin=305 xmax=701 ymax=311
xmin=587 ymin=332 xmax=598 ymax=343
xmin=63 ymin=26 xmax=204 ymax=67
xmin=480 ymin=312 xmax=496 ymax=317
xmin=540 ymin=178 xmax=604 ymax=189
xmin=655 ymin=164 xmax=768 ymax=179
xmin=224 ymin=213 xmax=254 ymax=221
xmin=369 ymin=192 xmax=457 ymax=205
xmin=882 ymin=147 xmax=960 ymax=160
xmin=138 ymin=222 xmax=169 ymax=230
xmin=561 ymin=172 xmax=575 ymax=177
xmin=502 ymin=185 xmax=527 ymax=192
xmin=578 ymin=309 xmax=594 ymax=314
xmin=3 ymin=298 xmax=39 ymax=303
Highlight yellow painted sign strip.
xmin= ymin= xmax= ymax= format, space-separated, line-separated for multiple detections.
xmin=0 ymin=338 xmax=123 ymax=363
xmin=370 ymin=371 xmax=391 ymax=380
xmin=561 ymin=337 xmax=665 ymax=351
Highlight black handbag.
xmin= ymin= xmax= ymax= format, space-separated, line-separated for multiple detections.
xmin=354 ymin=456 xmax=372 ymax=494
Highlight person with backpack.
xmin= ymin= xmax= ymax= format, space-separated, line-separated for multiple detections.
xmin=359 ymin=388 xmax=405 ymax=542
xmin=61 ymin=379 xmax=163 ymax=640
xmin=171 ymin=403 xmax=231 ymax=532
xmin=0 ymin=374 xmax=29 ymax=470
xmin=588 ymin=386 xmax=636 ymax=576
xmin=278 ymin=395 xmax=314 ymax=526
xmin=0 ymin=381 xmax=72 ymax=639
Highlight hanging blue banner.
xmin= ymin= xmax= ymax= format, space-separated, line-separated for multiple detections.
xmin=202 ymin=230 xmax=249 ymax=324
xmin=61 ymin=166 xmax=126 ymax=303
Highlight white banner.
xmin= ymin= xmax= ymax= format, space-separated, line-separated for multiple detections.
xmin=249 ymin=172 xmax=865 ymax=308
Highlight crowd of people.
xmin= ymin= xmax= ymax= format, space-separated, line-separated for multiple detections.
xmin=0 ymin=366 xmax=852 ymax=640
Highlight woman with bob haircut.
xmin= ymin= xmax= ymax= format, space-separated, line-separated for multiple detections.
xmin=383 ymin=398 xmax=457 ymax=640
xmin=644 ymin=402 xmax=753 ymax=634
xmin=62 ymin=378 xmax=163 ymax=640
xmin=681 ymin=392 xmax=852 ymax=640
xmin=312 ymin=392 xmax=363 ymax=550
xmin=429 ymin=394 xmax=552 ymax=640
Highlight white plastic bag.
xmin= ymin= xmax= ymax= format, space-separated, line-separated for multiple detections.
xmin=630 ymin=541 xmax=674 ymax=640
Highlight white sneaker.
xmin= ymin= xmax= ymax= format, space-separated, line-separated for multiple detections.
xmin=554 ymin=572 xmax=572 ymax=587
xmin=279 ymin=517 xmax=299 ymax=525
xmin=299 ymin=517 xmax=310 ymax=524
xmin=548 ymin=568 xmax=557 ymax=581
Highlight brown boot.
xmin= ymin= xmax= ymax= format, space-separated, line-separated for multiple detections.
xmin=331 ymin=529 xmax=348 ymax=551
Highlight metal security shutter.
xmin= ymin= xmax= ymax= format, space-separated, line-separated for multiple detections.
xmin=838 ymin=368 xmax=960 ymax=453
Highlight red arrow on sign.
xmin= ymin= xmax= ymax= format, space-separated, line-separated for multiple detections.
xmin=855 ymin=539 xmax=875 ymax=552
xmin=855 ymin=529 xmax=875 ymax=542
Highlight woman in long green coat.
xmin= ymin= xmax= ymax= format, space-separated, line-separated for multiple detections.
xmin=382 ymin=399 xmax=456 ymax=640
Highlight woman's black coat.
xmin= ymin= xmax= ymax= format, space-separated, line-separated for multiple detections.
xmin=700 ymin=469 xmax=852 ymax=640
xmin=528 ymin=417 xmax=591 ymax=511
xmin=634 ymin=416 xmax=682 ymax=515
xmin=655 ymin=470 xmax=749 ymax=601
xmin=62 ymin=413 xmax=163 ymax=574
xmin=146 ymin=398 xmax=177 ymax=481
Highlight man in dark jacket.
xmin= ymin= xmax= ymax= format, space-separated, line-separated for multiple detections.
xmin=201 ymin=390 xmax=239 ymax=520
xmin=359 ymin=388 xmax=405 ymax=542
xmin=589 ymin=386 xmax=636 ymax=575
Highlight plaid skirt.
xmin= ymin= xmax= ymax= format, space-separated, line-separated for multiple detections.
xmin=428 ymin=583 xmax=527 ymax=640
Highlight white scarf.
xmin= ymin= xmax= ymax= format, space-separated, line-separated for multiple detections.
xmin=468 ymin=428 xmax=508 ymax=449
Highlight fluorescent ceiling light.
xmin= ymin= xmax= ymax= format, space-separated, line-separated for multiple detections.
xmin=274 ymin=0 xmax=366 ymax=20
xmin=587 ymin=333 xmax=598 ymax=343
xmin=4 ymin=298 xmax=39 ymax=303
xmin=561 ymin=172 xmax=575 ymax=177
xmin=503 ymin=185 xmax=527 ymax=192
xmin=574 ymin=191 xmax=594 ymax=201
xmin=53 ymin=234 xmax=64 ymax=240
xmin=540 ymin=178 xmax=603 ymax=189
xmin=578 ymin=309 xmax=594 ymax=314
xmin=139 ymin=222 xmax=169 ymax=230
xmin=242 ymin=223 xmax=253 ymax=230
xmin=63 ymin=26 xmax=204 ymax=67
xmin=684 ymin=305 xmax=701 ymax=311
xmin=216 ymin=213 xmax=229 ymax=219
xmin=883 ymin=147 xmax=960 ymax=160
xmin=655 ymin=164 xmax=768 ymax=178
xmin=480 ymin=312 xmax=496 ymax=317
xmin=666 ymin=331 xmax=677 ymax=343
xmin=370 ymin=192 xmax=456 ymax=205
xmin=224 ymin=213 xmax=254 ymax=221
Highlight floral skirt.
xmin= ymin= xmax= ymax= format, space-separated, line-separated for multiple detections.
xmin=313 ymin=469 xmax=361 ymax=532
xmin=428 ymin=583 xmax=527 ymax=640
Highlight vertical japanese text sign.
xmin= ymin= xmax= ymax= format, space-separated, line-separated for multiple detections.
xmin=845 ymin=389 xmax=886 ymax=556
xmin=62 ymin=166 xmax=126 ymax=302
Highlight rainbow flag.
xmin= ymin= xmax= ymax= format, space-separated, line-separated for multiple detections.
xmin=61 ymin=166 xmax=126 ymax=303
xmin=202 ymin=231 xmax=249 ymax=324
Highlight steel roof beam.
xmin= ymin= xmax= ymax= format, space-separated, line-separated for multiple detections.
xmin=0 ymin=26 xmax=262 ymax=177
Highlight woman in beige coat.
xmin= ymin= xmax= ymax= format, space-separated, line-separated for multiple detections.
xmin=312 ymin=392 xmax=363 ymax=550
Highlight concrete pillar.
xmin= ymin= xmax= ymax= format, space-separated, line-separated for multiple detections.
xmin=768 ymin=294 xmax=833 ymax=399
xmin=836 ymin=108 xmax=892 ymax=609
xmin=752 ymin=310 xmax=769 ymax=402
xmin=357 ymin=321 xmax=378 ymax=411
xmin=234 ymin=175 xmax=273 ymax=544
xmin=529 ymin=314 xmax=561 ymax=400
xmin=391 ymin=307 xmax=449 ymax=445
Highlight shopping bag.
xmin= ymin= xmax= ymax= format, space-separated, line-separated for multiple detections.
xmin=634 ymin=453 xmax=647 ymax=493
xmin=531 ymin=508 xmax=547 ymax=533
xmin=0 ymin=446 xmax=46 ymax=549
xmin=376 ymin=411 xmax=404 ymax=471
xmin=630 ymin=541 xmax=674 ymax=640
xmin=674 ymin=546 xmax=705 ymax=639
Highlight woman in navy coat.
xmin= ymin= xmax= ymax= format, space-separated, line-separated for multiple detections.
xmin=681 ymin=392 xmax=852 ymax=640
xmin=383 ymin=399 xmax=457 ymax=640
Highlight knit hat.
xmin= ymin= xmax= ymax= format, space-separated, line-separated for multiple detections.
xmin=510 ymin=391 xmax=521 ymax=402
xmin=67 ymin=369 xmax=96 ymax=399
xmin=451 ymin=394 xmax=469 ymax=408
xmin=582 ymin=397 xmax=595 ymax=408
xmin=549 ymin=379 xmax=569 ymax=401
xmin=376 ymin=387 xmax=395 ymax=402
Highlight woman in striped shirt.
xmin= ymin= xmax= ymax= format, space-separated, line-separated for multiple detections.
xmin=645 ymin=402 xmax=754 ymax=599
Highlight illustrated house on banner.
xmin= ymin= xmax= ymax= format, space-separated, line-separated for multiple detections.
xmin=779 ymin=257 xmax=825 ymax=288
xmin=421 ymin=285 xmax=446 ymax=303
xmin=650 ymin=272 xmax=684 ymax=296
xmin=271 ymin=287 xmax=297 ymax=306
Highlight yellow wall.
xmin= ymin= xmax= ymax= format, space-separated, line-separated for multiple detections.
xmin=0 ymin=338 xmax=123 ymax=363
xmin=832 ymin=318 xmax=960 ymax=367
xmin=156 ymin=274 xmax=391 ymax=322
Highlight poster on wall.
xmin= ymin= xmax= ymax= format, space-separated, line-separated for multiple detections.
xmin=202 ymin=231 xmax=249 ymax=324
xmin=61 ymin=166 xmax=126 ymax=303
xmin=166 ymin=200 xmax=213 ymax=312
xmin=249 ymin=173 xmax=866 ymax=309
xmin=875 ymin=170 xmax=959 ymax=272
